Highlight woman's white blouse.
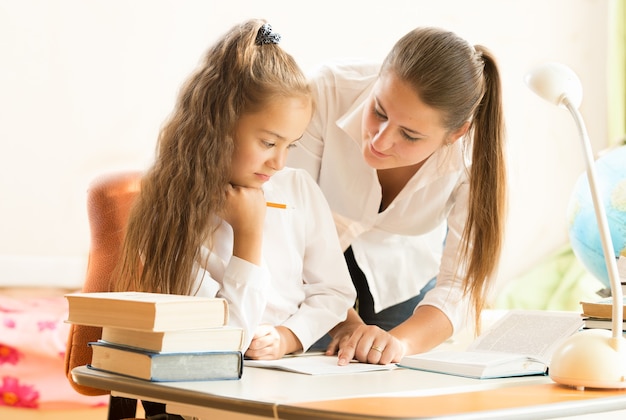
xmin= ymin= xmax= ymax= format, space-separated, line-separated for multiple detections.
xmin=193 ymin=167 xmax=356 ymax=352
xmin=287 ymin=60 xmax=473 ymax=333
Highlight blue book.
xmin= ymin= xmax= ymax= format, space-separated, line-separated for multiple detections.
xmin=88 ymin=341 xmax=242 ymax=382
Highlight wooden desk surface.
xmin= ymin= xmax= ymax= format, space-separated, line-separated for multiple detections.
xmin=281 ymin=383 xmax=626 ymax=420
xmin=72 ymin=365 xmax=626 ymax=419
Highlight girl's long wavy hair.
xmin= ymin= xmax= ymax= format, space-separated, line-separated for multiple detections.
xmin=112 ymin=19 xmax=311 ymax=295
xmin=382 ymin=27 xmax=507 ymax=332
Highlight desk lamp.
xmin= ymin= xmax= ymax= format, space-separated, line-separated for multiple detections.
xmin=525 ymin=62 xmax=626 ymax=390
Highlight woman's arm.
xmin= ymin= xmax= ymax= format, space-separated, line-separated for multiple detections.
xmin=390 ymin=305 xmax=453 ymax=355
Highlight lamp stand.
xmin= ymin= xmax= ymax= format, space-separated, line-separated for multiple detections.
xmin=546 ymin=98 xmax=626 ymax=390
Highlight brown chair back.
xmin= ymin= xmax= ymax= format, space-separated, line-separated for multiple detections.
xmin=64 ymin=171 xmax=142 ymax=395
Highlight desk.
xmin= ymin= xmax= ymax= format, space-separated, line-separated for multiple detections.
xmin=72 ymin=311 xmax=626 ymax=419
xmin=72 ymin=365 xmax=626 ymax=419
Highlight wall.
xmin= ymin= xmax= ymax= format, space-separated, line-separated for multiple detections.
xmin=0 ymin=0 xmax=610 ymax=291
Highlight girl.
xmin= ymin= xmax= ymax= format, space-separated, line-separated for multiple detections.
xmin=113 ymin=19 xmax=356 ymax=360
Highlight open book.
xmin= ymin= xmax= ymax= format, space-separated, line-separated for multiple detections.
xmin=398 ymin=310 xmax=583 ymax=379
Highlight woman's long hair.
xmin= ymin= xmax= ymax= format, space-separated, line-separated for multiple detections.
xmin=382 ymin=27 xmax=507 ymax=331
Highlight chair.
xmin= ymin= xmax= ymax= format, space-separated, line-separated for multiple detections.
xmin=64 ymin=171 xmax=143 ymax=419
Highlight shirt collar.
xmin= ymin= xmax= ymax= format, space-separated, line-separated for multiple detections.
xmin=336 ymin=83 xmax=374 ymax=147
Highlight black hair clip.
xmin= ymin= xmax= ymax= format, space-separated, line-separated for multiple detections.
xmin=255 ymin=23 xmax=281 ymax=45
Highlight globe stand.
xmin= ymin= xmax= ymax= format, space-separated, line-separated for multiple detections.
xmin=525 ymin=63 xmax=626 ymax=390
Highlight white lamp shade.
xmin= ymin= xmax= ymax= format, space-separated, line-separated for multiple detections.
xmin=524 ymin=62 xmax=583 ymax=109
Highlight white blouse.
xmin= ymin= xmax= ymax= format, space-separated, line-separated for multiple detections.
xmin=193 ymin=167 xmax=356 ymax=352
xmin=287 ymin=60 xmax=473 ymax=333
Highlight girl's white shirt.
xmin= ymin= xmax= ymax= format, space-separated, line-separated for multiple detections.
xmin=286 ymin=60 xmax=473 ymax=333
xmin=193 ymin=167 xmax=356 ymax=352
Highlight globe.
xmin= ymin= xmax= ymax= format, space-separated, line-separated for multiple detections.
xmin=567 ymin=145 xmax=626 ymax=289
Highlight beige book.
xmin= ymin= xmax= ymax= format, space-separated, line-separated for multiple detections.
xmin=65 ymin=291 xmax=228 ymax=331
xmin=580 ymin=297 xmax=626 ymax=320
xmin=101 ymin=325 xmax=244 ymax=353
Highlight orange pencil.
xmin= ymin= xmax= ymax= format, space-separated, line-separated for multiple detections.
xmin=266 ymin=202 xmax=288 ymax=209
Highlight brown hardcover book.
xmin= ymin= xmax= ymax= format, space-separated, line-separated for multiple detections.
xmin=88 ymin=341 xmax=242 ymax=382
xmin=100 ymin=325 xmax=244 ymax=353
xmin=65 ymin=291 xmax=228 ymax=331
xmin=580 ymin=297 xmax=626 ymax=320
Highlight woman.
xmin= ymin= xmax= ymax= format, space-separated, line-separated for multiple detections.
xmin=288 ymin=26 xmax=506 ymax=365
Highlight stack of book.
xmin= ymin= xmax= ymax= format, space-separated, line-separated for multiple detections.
xmin=65 ymin=291 xmax=244 ymax=382
xmin=580 ymin=296 xmax=626 ymax=334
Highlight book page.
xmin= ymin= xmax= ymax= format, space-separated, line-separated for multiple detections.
xmin=244 ymin=354 xmax=396 ymax=375
xmin=410 ymin=350 xmax=528 ymax=365
xmin=468 ymin=310 xmax=583 ymax=361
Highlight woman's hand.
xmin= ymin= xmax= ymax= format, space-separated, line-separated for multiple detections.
xmin=324 ymin=309 xmax=406 ymax=365
xmin=324 ymin=308 xmax=364 ymax=356
xmin=244 ymin=325 xmax=302 ymax=360
xmin=335 ymin=324 xmax=406 ymax=365
xmin=327 ymin=306 xmax=453 ymax=365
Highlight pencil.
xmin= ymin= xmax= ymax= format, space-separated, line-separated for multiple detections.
xmin=266 ymin=201 xmax=288 ymax=209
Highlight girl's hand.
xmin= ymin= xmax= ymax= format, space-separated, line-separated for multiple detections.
xmin=222 ymin=184 xmax=266 ymax=235
xmin=223 ymin=184 xmax=266 ymax=265
xmin=244 ymin=325 xmax=301 ymax=360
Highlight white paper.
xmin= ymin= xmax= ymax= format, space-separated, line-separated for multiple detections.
xmin=244 ymin=354 xmax=396 ymax=375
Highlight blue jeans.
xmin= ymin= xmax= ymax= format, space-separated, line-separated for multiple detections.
xmin=309 ymin=246 xmax=436 ymax=351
